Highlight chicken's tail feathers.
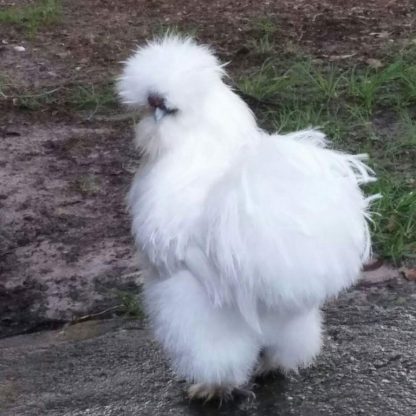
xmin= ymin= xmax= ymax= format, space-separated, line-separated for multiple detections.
xmin=280 ymin=128 xmax=378 ymax=186
xmin=361 ymin=192 xmax=382 ymax=262
xmin=280 ymin=128 xmax=329 ymax=148
xmin=341 ymin=152 xmax=377 ymax=185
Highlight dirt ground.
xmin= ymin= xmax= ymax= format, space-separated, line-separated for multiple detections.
xmin=1 ymin=278 xmax=416 ymax=416
xmin=0 ymin=0 xmax=415 ymax=337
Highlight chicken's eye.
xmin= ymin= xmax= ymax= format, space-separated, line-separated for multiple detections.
xmin=148 ymin=93 xmax=178 ymax=120
xmin=165 ymin=107 xmax=178 ymax=115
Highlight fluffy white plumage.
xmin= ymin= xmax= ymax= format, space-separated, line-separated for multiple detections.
xmin=118 ymin=35 xmax=376 ymax=400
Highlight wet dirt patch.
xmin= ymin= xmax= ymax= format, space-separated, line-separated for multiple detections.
xmin=0 ymin=119 xmax=140 ymax=337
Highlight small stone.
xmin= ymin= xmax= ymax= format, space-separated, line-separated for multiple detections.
xmin=14 ymin=45 xmax=26 ymax=52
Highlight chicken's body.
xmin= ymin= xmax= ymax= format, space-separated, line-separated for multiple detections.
xmin=118 ymin=36 xmax=375 ymax=400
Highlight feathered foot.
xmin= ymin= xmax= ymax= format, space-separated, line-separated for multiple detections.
xmin=253 ymin=349 xmax=287 ymax=381
xmin=188 ymin=384 xmax=255 ymax=403
xmin=254 ymin=358 xmax=275 ymax=379
xmin=254 ymin=360 xmax=286 ymax=381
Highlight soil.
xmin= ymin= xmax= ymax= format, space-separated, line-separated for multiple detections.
xmin=0 ymin=0 xmax=415 ymax=338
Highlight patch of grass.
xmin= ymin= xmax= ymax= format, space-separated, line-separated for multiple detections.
xmin=0 ymin=0 xmax=61 ymax=35
xmin=347 ymin=60 xmax=416 ymax=115
xmin=240 ymin=42 xmax=416 ymax=114
xmin=151 ymin=24 xmax=199 ymax=39
xmin=239 ymin=59 xmax=347 ymax=110
xmin=68 ymin=83 xmax=118 ymax=115
xmin=398 ymin=112 xmax=416 ymax=150
xmin=247 ymin=18 xmax=281 ymax=55
xmin=239 ymin=42 xmax=416 ymax=263
xmin=115 ymin=290 xmax=143 ymax=319
xmin=369 ymin=177 xmax=416 ymax=263
xmin=10 ymin=86 xmax=63 ymax=111
xmin=380 ymin=111 xmax=416 ymax=166
xmin=2 ymin=81 xmax=118 ymax=116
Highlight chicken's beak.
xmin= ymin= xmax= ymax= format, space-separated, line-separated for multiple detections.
xmin=154 ymin=107 xmax=165 ymax=122
xmin=147 ymin=94 xmax=177 ymax=122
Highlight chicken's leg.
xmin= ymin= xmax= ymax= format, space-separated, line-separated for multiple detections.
xmin=144 ymin=270 xmax=261 ymax=401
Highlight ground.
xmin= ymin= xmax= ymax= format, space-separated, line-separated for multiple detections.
xmin=1 ymin=276 xmax=415 ymax=416
xmin=0 ymin=0 xmax=415 ymax=413
xmin=1 ymin=0 xmax=415 ymax=338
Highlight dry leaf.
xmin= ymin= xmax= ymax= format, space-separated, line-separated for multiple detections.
xmin=399 ymin=267 xmax=416 ymax=281
xmin=366 ymin=58 xmax=383 ymax=69
xmin=328 ymin=53 xmax=357 ymax=61
xmin=370 ymin=31 xmax=390 ymax=38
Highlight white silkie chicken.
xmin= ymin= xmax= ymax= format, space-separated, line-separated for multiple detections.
xmin=117 ymin=35 xmax=375 ymax=401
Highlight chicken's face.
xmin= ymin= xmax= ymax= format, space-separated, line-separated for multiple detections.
xmin=118 ymin=35 xmax=259 ymax=160
xmin=117 ymin=36 xmax=228 ymax=156
xmin=146 ymin=92 xmax=178 ymax=123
